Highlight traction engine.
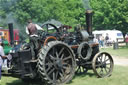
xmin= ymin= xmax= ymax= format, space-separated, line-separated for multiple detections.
xmin=9 ymin=10 xmax=114 ymax=85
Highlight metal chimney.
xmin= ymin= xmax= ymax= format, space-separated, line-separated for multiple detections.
xmin=86 ymin=10 xmax=93 ymax=35
xmin=8 ymin=23 xmax=14 ymax=45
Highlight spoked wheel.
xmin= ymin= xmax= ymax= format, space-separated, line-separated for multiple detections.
xmin=75 ymin=65 xmax=88 ymax=75
xmin=75 ymin=59 xmax=88 ymax=75
xmin=92 ymin=52 xmax=114 ymax=78
xmin=38 ymin=41 xmax=76 ymax=85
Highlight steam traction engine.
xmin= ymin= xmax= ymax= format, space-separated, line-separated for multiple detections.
xmin=9 ymin=10 xmax=114 ymax=85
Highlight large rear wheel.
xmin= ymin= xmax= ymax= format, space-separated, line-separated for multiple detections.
xmin=38 ymin=41 xmax=76 ymax=85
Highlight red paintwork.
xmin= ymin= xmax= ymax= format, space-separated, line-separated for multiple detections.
xmin=0 ymin=29 xmax=19 ymax=42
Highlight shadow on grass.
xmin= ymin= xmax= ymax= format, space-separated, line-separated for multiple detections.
xmin=67 ymin=71 xmax=96 ymax=84
xmin=6 ymin=80 xmax=27 ymax=85
xmin=75 ymin=72 xmax=95 ymax=78
xmin=6 ymin=80 xmax=43 ymax=85
xmin=2 ymin=74 xmax=40 ymax=85
xmin=4 ymin=71 xmax=96 ymax=85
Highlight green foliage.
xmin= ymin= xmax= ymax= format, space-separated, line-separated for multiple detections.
xmin=90 ymin=0 xmax=128 ymax=34
xmin=12 ymin=0 xmax=85 ymax=26
xmin=0 ymin=10 xmax=6 ymax=18
xmin=1 ymin=0 xmax=128 ymax=34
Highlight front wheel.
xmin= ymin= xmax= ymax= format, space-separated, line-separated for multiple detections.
xmin=92 ymin=52 xmax=114 ymax=78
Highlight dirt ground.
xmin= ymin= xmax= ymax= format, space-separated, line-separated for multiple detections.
xmin=113 ymin=56 xmax=128 ymax=66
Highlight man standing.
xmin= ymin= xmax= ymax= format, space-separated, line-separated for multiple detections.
xmin=26 ymin=19 xmax=43 ymax=60
xmin=0 ymin=40 xmax=6 ymax=82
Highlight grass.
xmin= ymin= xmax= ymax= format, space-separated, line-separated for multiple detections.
xmin=0 ymin=76 xmax=23 ymax=85
xmin=66 ymin=66 xmax=128 ymax=85
xmin=100 ymin=46 xmax=128 ymax=58
xmin=1 ymin=66 xmax=128 ymax=85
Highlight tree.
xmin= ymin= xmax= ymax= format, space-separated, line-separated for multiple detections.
xmin=0 ymin=0 xmax=20 ymax=27
xmin=12 ymin=0 xmax=85 ymax=27
xmin=90 ymin=0 xmax=128 ymax=34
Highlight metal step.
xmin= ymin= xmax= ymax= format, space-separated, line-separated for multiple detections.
xmin=23 ymin=59 xmax=38 ymax=64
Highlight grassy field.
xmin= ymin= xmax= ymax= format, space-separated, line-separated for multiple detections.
xmin=66 ymin=66 xmax=128 ymax=85
xmin=100 ymin=46 xmax=128 ymax=58
xmin=1 ymin=66 xmax=128 ymax=85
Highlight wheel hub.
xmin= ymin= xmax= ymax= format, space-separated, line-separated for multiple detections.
xmin=101 ymin=63 xmax=106 ymax=68
xmin=56 ymin=58 xmax=63 ymax=69
xmin=97 ymin=61 xmax=106 ymax=68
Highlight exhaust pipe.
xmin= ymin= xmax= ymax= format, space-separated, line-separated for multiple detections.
xmin=86 ymin=10 xmax=93 ymax=35
xmin=8 ymin=23 xmax=14 ymax=45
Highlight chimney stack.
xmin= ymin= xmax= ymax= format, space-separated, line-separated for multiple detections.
xmin=8 ymin=23 xmax=14 ymax=45
xmin=86 ymin=10 xmax=93 ymax=35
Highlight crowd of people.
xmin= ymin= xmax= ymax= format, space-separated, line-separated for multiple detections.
xmin=93 ymin=33 xmax=110 ymax=48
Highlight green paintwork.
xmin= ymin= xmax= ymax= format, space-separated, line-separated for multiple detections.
xmin=3 ymin=40 xmax=12 ymax=55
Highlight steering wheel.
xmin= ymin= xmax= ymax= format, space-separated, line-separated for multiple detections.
xmin=41 ymin=23 xmax=59 ymax=34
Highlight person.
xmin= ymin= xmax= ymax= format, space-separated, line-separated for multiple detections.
xmin=105 ymin=33 xmax=109 ymax=46
xmin=125 ymin=33 xmax=128 ymax=45
xmin=0 ymin=40 xmax=6 ymax=82
xmin=99 ymin=35 xmax=104 ymax=48
xmin=93 ymin=35 xmax=99 ymax=43
xmin=26 ymin=19 xmax=43 ymax=60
